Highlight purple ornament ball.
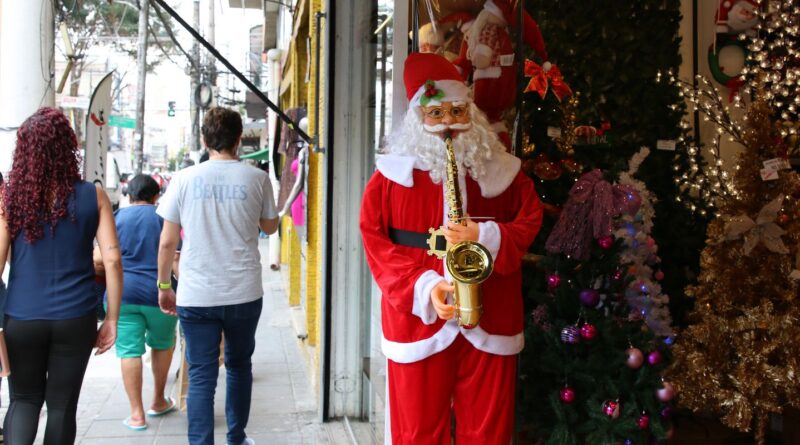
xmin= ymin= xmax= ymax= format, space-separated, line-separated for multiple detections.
xmin=657 ymin=382 xmax=675 ymax=402
xmin=647 ymin=350 xmax=663 ymax=366
xmin=579 ymin=289 xmax=600 ymax=307
xmin=560 ymin=326 xmax=580 ymax=344
xmin=597 ymin=235 xmax=614 ymax=250
xmin=625 ymin=347 xmax=644 ymax=369
xmin=660 ymin=405 xmax=673 ymax=419
xmin=623 ymin=190 xmax=642 ymax=216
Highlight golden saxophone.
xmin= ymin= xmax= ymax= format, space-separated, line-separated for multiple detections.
xmin=428 ymin=134 xmax=493 ymax=329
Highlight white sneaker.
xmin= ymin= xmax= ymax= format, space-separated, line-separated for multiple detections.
xmin=227 ymin=438 xmax=254 ymax=445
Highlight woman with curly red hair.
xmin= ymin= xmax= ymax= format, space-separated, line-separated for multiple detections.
xmin=0 ymin=107 xmax=122 ymax=445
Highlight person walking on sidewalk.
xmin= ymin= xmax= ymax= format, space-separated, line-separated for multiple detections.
xmin=156 ymin=107 xmax=279 ymax=445
xmin=0 ymin=107 xmax=122 ymax=444
xmin=95 ymin=174 xmax=178 ymax=431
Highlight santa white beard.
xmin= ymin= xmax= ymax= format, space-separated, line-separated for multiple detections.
xmin=384 ymin=102 xmax=506 ymax=184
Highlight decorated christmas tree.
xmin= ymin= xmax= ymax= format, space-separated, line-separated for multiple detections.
xmin=520 ymin=155 xmax=675 ymax=445
xmin=667 ymin=4 xmax=800 ymax=443
xmin=518 ymin=0 xmax=709 ymax=325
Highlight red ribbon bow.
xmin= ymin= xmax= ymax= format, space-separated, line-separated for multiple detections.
xmin=524 ymin=60 xmax=573 ymax=101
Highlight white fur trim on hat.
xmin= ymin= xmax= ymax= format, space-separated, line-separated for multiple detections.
xmin=483 ymin=0 xmax=506 ymax=24
xmin=410 ymin=79 xmax=471 ymax=107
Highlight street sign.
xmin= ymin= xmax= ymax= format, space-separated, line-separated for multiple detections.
xmin=108 ymin=115 xmax=136 ymax=129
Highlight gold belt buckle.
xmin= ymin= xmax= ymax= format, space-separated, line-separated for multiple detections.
xmin=426 ymin=227 xmax=447 ymax=259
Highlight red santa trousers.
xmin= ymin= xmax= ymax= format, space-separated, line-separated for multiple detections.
xmin=386 ymin=334 xmax=517 ymax=445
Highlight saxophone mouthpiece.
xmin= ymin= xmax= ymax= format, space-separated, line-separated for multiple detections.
xmin=442 ymin=130 xmax=453 ymax=142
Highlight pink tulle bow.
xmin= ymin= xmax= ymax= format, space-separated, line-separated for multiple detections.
xmin=545 ymin=169 xmax=633 ymax=260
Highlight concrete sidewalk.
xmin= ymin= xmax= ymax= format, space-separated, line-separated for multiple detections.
xmin=0 ymin=241 xmax=346 ymax=444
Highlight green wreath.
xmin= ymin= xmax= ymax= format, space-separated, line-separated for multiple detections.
xmin=707 ymin=35 xmax=748 ymax=86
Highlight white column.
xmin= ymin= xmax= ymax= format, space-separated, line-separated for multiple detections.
xmin=0 ymin=0 xmax=55 ymax=172
xmin=266 ymin=48 xmax=282 ymax=269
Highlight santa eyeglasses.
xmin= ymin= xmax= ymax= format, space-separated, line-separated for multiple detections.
xmin=421 ymin=105 xmax=469 ymax=120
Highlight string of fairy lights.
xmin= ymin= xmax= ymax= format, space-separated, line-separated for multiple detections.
xmin=661 ymin=0 xmax=799 ymax=215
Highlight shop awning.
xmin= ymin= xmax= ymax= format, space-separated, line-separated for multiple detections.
xmin=241 ymin=148 xmax=270 ymax=161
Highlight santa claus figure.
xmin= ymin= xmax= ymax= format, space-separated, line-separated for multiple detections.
xmin=716 ymin=0 xmax=759 ymax=35
xmin=360 ymin=53 xmax=543 ymax=444
xmin=453 ymin=0 xmax=549 ymax=149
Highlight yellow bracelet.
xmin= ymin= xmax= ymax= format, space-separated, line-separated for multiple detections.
xmin=157 ymin=281 xmax=172 ymax=290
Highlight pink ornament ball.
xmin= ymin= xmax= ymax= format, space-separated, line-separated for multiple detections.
xmin=647 ymin=350 xmax=663 ymax=366
xmin=625 ymin=347 xmax=644 ymax=369
xmin=638 ymin=413 xmax=650 ymax=429
xmin=612 ymin=269 xmax=623 ymax=281
xmin=579 ymin=289 xmax=601 ymax=307
xmin=546 ymin=274 xmax=562 ymax=290
xmin=602 ymin=400 xmax=621 ymax=418
xmin=560 ymin=386 xmax=576 ymax=404
xmin=598 ymin=235 xmax=614 ymax=250
xmin=580 ymin=323 xmax=597 ymax=340
xmin=657 ymin=382 xmax=675 ymax=402
xmin=655 ymin=270 xmax=664 ymax=281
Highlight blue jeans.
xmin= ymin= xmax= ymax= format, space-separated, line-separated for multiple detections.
xmin=178 ymin=298 xmax=263 ymax=445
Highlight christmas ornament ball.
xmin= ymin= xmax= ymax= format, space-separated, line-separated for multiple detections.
xmin=559 ymin=386 xmax=576 ymax=404
xmin=657 ymin=382 xmax=675 ymax=402
xmin=546 ymin=274 xmax=561 ymax=289
xmin=655 ymin=270 xmax=665 ymax=281
xmin=647 ymin=350 xmax=663 ymax=366
xmin=638 ymin=414 xmax=650 ymax=429
xmin=597 ymin=235 xmax=614 ymax=249
xmin=560 ymin=326 xmax=580 ymax=344
xmin=579 ymin=289 xmax=600 ymax=307
xmin=660 ymin=406 xmax=673 ymax=418
xmin=625 ymin=347 xmax=644 ymax=369
xmin=612 ymin=269 xmax=623 ymax=281
xmin=602 ymin=400 xmax=621 ymax=418
xmin=580 ymin=323 xmax=598 ymax=340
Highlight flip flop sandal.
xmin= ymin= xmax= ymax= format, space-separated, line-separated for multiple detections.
xmin=146 ymin=396 xmax=177 ymax=417
xmin=122 ymin=417 xmax=147 ymax=431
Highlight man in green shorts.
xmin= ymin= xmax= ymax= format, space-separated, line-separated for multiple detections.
xmin=97 ymin=174 xmax=179 ymax=430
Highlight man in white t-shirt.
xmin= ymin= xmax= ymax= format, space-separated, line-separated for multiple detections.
xmin=156 ymin=107 xmax=279 ymax=445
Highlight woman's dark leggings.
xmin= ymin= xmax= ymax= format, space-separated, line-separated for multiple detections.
xmin=3 ymin=312 xmax=97 ymax=445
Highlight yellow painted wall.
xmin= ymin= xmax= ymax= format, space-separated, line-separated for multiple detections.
xmin=280 ymin=3 xmax=311 ymax=311
xmin=278 ymin=0 xmax=325 ymax=352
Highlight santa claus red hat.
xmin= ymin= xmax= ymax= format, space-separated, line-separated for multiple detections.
xmin=716 ymin=0 xmax=759 ymax=22
xmin=404 ymin=52 xmax=471 ymax=106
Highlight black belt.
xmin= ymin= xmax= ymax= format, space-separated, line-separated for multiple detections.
xmin=389 ymin=227 xmax=446 ymax=251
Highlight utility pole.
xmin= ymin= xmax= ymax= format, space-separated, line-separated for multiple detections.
xmin=134 ymin=0 xmax=150 ymax=174
xmin=208 ymin=0 xmax=217 ymax=87
xmin=190 ymin=0 xmax=200 ymax=152
xmin=0 ymin=0 xmax=55 ymax=172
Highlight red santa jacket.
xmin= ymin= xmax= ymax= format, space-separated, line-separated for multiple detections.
xmin=359 ymin=152 xmax=543 ymax=363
